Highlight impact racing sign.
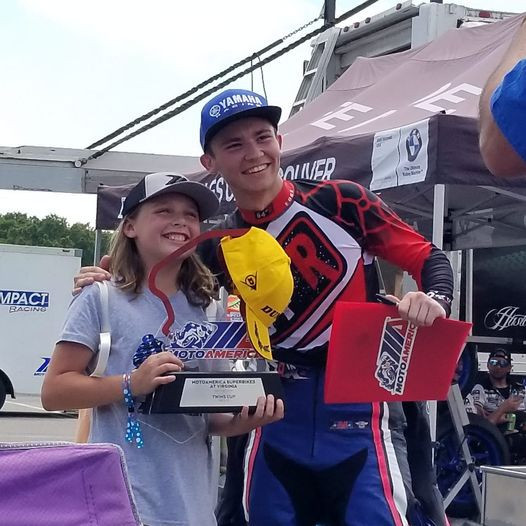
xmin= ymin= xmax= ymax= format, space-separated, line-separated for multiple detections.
xmin=0 ymin=289 xmax=49 ymax=313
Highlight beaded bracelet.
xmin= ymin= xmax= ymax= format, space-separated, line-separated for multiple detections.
xmin=122 ymin=373 xmax=144 ymax=449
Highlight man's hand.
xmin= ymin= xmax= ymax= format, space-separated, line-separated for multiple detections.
xmin=130 ymin=351 xmax=184 ymax=396
xmin=501 ymin=396 xmax=522 ymax=414
xmin=73 ymin=255 xmax=112 ymax=295
xmin=488 ymin=396 xmax=522 ymax=425
xmin=236 ymin=394 xmax=284 ymax=426
xmin=385 ymin=291 xmax=446 ymax=327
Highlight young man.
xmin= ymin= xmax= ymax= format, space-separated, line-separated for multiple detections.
xmin=470 ymin=349 xmax=526 ymax=428
xmin=479 ymin=16 xmax=526 ymax=177
xmin=76 ymin=88 xmax=453 ymax=526
xmin=470 ymin=348 xmax=526 ymax=464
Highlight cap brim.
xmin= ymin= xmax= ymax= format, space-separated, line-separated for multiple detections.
xmin=245 ymin=307 xmax=273 ymax=361
xmin=204 ymin=106 xmax=282 ymax=150
xmin=142 ymin=181 xmax=219 ymax=220
xmin=490 ymin=352 xmax=512 ymax=362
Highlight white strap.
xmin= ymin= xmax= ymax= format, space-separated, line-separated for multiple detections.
xmin=205 ymin=299 xmax=219 ymax=319
xmin=91 ymin=281 xmax=111 ymax=377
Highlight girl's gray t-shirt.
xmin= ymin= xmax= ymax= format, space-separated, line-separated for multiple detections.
xmin=59 ymin=282 xmax=218 ymax=526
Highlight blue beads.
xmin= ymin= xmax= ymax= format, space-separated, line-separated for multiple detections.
xmin=132 ymin=334 xmax=164 ymax=368
xmin=122 ymin=373 xmax=144 ymax=449
xmin=125 ymin=417 xmax=144 ymax=449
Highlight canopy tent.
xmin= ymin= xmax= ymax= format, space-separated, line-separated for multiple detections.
xmin=277 ymin=13 xmax=526 ymax=250
xmin=97 ymin=14 xmax=526 ymax=252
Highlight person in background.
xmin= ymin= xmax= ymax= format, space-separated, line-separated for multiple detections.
xmin=470 ymin=349 xmax=526 ymax=427
xmin=470 ymin=348 xmax=526 ymax=464
xmin=479 ymin=16 xmax=526 ymax=177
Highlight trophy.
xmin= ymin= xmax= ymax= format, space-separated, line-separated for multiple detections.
xmin=140 ymin=227 xmax=292 ymax=414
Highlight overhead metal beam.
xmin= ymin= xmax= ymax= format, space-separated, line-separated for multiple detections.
xmin=480 ymin=185 xmax=526 ymax=203
xmin=0 ymin=145 xmax=202 ymax=194
xmin=390 ymin=202 xmax=434 ymax=219
xmin=449 ymin=194 xmax=498 ymax=219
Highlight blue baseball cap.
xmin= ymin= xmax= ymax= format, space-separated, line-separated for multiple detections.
xmin=200 ymin=88 xmax=281 ymax=150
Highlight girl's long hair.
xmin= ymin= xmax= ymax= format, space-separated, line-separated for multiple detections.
xmin=108 ymin=210 xmax=217 ymax=307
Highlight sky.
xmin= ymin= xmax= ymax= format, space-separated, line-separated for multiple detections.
xmin=0 ymin=0 xmax=523 ymax=227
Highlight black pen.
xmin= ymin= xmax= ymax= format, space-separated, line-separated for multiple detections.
xmin=375 ymin=293 xmax=399 ymax=306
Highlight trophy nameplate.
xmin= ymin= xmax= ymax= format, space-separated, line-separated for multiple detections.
xmin=140 ymin=371 xmax=283 ymax=414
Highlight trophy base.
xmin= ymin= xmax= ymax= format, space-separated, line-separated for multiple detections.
xmin=140 ymin=371 xmax=283 ymax=414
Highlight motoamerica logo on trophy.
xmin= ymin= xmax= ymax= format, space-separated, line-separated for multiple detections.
xmin=140 ymin=227 xmax=290 ymax=414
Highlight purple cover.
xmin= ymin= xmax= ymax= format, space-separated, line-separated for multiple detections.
xmin=0 ymin=442 xmax=141 ymax=526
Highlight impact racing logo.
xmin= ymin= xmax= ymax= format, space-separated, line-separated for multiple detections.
xmin=0 ymin=289 xmax=49 ymax=313
xmin=35 ymin=357 xmax=51 ymax=376
xmin=375 ymin=317 xmax=418 ymax=395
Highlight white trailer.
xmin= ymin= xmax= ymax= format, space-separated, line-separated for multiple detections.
xmin=0 ymin=244 xmax=82 ymax=409
xmin=290 ymin=1 xmax=514 ymax=117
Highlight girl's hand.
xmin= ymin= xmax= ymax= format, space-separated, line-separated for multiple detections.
xmin=229 ymin=395 xmax=284 ymax=435
xmin=130 ymin=351 xmax=184 ymax=396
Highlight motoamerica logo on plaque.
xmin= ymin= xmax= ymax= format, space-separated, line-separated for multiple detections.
xmin=375 ymin=317 xmax=418 ymax=396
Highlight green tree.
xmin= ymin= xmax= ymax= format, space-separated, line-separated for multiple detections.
xmin=0 ymin=213 xmax=111 ymax=266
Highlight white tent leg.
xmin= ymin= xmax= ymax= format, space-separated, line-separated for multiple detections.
xmin=447 ymin=250 xmax=462 ymax=321
xmin=432 ymin=184 xmax=446 ymax=249
xmin=430 ymin=184 xmax=446 ymax=449
xmin=94 ymin=229 xmax=102 ymax=265
xmin=465 ymin=249 xmax=473 ymax=325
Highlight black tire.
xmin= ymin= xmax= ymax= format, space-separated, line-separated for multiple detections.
xmin=436 ymin=412 xmax=510 ymax=519
xmin=0 ymin=379 xmax=6 ymax=411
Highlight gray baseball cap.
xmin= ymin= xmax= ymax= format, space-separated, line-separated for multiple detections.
xmin=122 ymin=172 xmax=219 ymax=220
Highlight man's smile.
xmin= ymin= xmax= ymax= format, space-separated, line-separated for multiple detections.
xmin=244 ymin=163 xmax=270 ymax=175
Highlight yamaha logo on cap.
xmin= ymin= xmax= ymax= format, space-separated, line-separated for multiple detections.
xmin=209 ymin=105 xmax=222 ymax=118
xmin=207 ymin=91 xmax=265 ymax=121
xmin=200 ymin=88 xmax=282 ymax=150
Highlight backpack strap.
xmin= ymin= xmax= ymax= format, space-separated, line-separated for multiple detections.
xmin=205 ymin=299 xmax=219 ymax=320
xmin=90 ymin=281 xmax=111 ymax=377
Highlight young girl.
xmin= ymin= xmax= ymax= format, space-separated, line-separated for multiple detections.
xmin=41 ymin=172 xmax=283 ymax=526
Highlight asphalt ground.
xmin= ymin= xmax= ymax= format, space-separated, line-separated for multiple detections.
xmin=0 ymin=394 xmax=77 ymax=443
xmin=0 ymin=396 xmax=484 ymax=525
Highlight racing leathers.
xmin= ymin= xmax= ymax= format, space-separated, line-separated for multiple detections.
xmin=200 ymin=179 xmax=454 ymax=526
